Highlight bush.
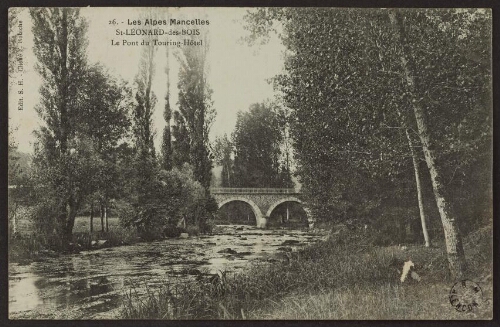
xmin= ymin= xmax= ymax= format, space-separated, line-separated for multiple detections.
xmin=371 ymin=207 xmax=421 ymax=246
xmin=119 ymin=164 xmax=218 ymax=240
xmin=9 ymin=233 xmax=48 ymax=263
xmin=163 ymin=225 xmax=185 ymax=238
xmin=200 ymin=218 xmax=215 ymax=234
xmin=186 ymin=225 xmax=200 ymax=236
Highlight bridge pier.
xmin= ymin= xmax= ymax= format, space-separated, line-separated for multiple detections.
xmin=303 ymin=207 xmax=315 ymax=228
xmin=256 ymin=216 xmax=267 ymax=228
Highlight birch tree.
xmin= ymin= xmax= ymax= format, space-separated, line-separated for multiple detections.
xmin=387 ymin=9 xmax=490 ymax=279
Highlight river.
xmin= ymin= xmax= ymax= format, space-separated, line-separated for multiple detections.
xmin=9 ymin=224 xmax=326 ymax=319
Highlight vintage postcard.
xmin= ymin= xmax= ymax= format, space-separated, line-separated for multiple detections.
xmin=7 ymin=7 xmax=493 ymax=320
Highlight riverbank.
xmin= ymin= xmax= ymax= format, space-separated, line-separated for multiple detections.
xmin=121 ymin=224 xmax=493 ymax=320
xmin=9 ymin=217 xmax=140 ymax=265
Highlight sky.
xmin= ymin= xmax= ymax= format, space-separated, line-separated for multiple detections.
xmin=9 ymin=7 xmax=285 ymax=154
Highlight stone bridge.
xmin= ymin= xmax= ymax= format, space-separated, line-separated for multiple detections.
xmin=210 ymin=188 xmax=314 ymax=228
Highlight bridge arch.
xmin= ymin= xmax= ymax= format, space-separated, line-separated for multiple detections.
xmin=217 ymin=197 xmax=265 ymax=227
xmin=265 ymin=197 xmax=306 ymax=218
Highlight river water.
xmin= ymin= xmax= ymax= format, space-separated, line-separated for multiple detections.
xmin=9 ymin=225 xmax=326 ymax=319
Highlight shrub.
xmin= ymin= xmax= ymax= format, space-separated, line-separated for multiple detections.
xmin=372 ymin=207 xmax=421 ymax=246
xmin=9 ymin=233 xmax=47 ymax=263
xmin=200 ymin=218 xmax=215 ymax=234
xmin=163 ymin=225 xmax=185 ymax=238
xmin=119 ymin=164 xmax=218 ymax=240
xmin=186 ymin=225 xmax=200 ymax=236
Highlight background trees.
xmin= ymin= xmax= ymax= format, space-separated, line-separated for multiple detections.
xmin=212 ymin=134 xmax=234 ymax=187
xmin=232 ymin=102 xmax=293 ymax=188
xmin=117 ymin=13 xmax=218 ymax=239
xmin=132 ymin=11 xmax=158 ymax=205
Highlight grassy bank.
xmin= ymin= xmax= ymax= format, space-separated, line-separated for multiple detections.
xmin=9 ymin=216 xmax=140 ymax=263
xmin=121 ymin=225 xmax=493 ymax=320
xmin=72 ymin=216 xmax=140 ymax=245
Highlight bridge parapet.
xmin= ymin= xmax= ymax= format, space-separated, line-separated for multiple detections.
xmin=210 ymin=188 xmax=299 ymax=195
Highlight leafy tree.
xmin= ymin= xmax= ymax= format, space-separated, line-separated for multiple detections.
xmin=30 ymin=8 xmax=89 ymax=246
xmin=78 ymin=64 xmax=132 ymax=233
xmin=32 ymin=134 xmax=101 ymax=247
xmin=387 ymin=9 xmax=491 ymax=278
xmin=8 ymin=9 xmax=27 ymax=235
xmin=232 ymin=102 xmax=292 ymax=188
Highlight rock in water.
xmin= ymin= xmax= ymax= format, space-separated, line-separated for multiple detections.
xmin=280 ymin=240 xmax=300 ymax=246
xmin=179 ymin=233 xmax=189 ymax=239
xmin=217 ymin=248 xmax=237 ymax=254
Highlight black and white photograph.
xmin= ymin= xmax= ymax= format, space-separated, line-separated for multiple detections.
xmin=7 ymin=6 xmax=494 ymax=320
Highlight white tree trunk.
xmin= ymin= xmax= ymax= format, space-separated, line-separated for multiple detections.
xmin=389 ymin=11 xmax=467 ymax=279
xmin=104 ymin=206 xmax=108 ymax=233
xmin=405 ymin=129 xmax=430 ymax=247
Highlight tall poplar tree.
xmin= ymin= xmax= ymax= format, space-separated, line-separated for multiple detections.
xmin=132 ymin=9 xmax=158 ymax=201
xmin=161 ymin=8 xmax=173 ymax=171
xmin=172 ymin=110 xmax=191 ymax=167
xmin=161 ymin=42 xmax=173 ymax=171
xmin=173 ymin=36 xmax=215 ymax=190
xmin=30 ymin=8 xmax=90 ymax=246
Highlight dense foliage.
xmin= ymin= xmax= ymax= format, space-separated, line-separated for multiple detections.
xmin=120 ymin=164 xmax=216 ymax=240
xmin=244 ymin=8 xmax=491 ymax=226
xmin=29 ymin=8 xmax=92 ymax=246
xmin=244 ymin=8 xmax=491 ymax=277
xmin=172 ymin=38 xmax=215 ymax=190
xmin=212 ymin=134 xmax=234 ymax=187
xmin=232 ymin=102 xmax=293 ymax=188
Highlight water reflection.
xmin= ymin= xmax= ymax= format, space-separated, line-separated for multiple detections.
xmin=9 ymin=225 xmax=325 ymax=319
xmin=9 ymin=273 xmax=41 ymax=313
